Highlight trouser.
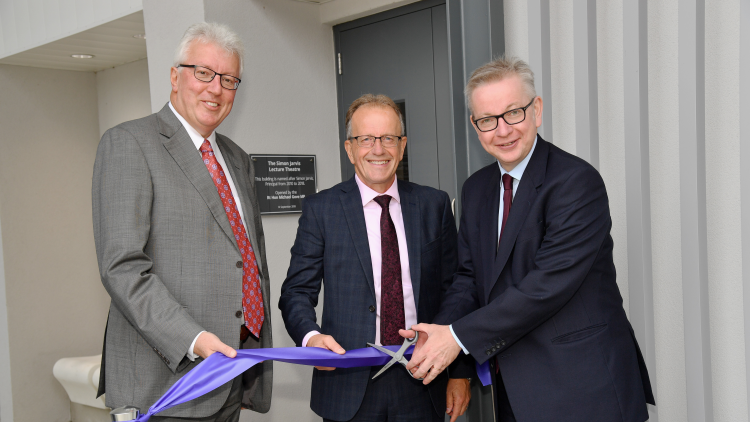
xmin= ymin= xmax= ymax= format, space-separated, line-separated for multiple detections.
xmin=324 ymin=365 xmax=442 ymax=422
xmin=495 ymin=364 xmax=516 ymax=422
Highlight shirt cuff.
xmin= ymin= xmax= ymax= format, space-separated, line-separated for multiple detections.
xmin=450 ymin=325 xmax=470 ymax=355
xmin=302 ymin=330 xmax=321 ymax=347
xmin=187 ymin=331 xmax=206 ymax=361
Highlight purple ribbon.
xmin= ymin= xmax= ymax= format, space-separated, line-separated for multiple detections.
xmin=134 ymin=346 xmax=491 ymax=421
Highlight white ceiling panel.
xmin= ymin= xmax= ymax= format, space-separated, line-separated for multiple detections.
xmin=0 ymin=10 xmax=146 ymax=72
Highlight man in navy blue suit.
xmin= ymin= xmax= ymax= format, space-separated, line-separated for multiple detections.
xmin=279 ymin=94 xmax=471 ymax=422
xmin=402 ymin=57 xmax=655 ymax=422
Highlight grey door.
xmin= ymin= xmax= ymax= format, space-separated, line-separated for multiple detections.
xmin=335 ymin=1 xmax=456 ymax=201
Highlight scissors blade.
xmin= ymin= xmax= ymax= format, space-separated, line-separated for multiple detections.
xmin=367 ymin=343 xmax=399 ymax=379
xmin=371 ymin=362 xmax=394 ymax=379
xmin=366 ymin=342 xmax=397 ymax=358
xmin=368 ymin=333 xmax=420 ymax=380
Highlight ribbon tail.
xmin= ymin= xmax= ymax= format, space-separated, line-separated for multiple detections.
xmin=127 ymin=345 xmax=423 ymax=420
xmin=476 ymin=360 xmax=491 ymax=386
xmin=137 ymin=353 xmax=264 ymax=420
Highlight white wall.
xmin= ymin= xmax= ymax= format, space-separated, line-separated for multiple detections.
xmin=0 ymin=0 xmax=143 ymax=59
xmin=203 ymin=1 xmax=341 ymax=420
xmin=96 ymin=58 xmax=152 ymax=136
xmin=503 ymin=1 xmax=746 ymax=421
xmin=704 ymin=0 xmax=744 ymax=419
xmin=0 ymin=64 xmax=109 ymax=422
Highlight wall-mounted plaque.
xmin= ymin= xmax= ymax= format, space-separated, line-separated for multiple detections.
xmin=251 ymin=155 xmax=317 ymax=214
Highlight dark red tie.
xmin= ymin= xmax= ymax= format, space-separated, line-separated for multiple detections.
xmin=374 ymin=195 xmax=405 ymax=346
xmin=499 ymin=173 xmax=514 ymax=247
xmin=200 ymin=139 xmax=264 ymax=338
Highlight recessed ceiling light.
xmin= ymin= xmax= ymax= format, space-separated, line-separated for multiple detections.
xmin=71 ymin=54 xmax=94 ymax=59
xmin=133 ymin=34 xmax=146 ymax=39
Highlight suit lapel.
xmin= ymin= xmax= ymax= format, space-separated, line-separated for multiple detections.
xmin=480 ymin=166 xmax=501 ymax=305
xmin=339 ymin=179 xmax=376 ymax=300
xmin=157 ymin=106 xmax=239 ymax=253
xmin=398 ymin=181 xmax=421 ymax=309
xmin=488 ymin=139 xmax=549 ymax=302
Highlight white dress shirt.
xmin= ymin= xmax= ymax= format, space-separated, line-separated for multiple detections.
xmin=168 ymin=102 xmax=247 ymax=360
xmin=302 ymin=175 xmax=418 ymax=347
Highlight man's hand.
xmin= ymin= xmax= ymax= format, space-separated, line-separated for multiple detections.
xmin=307 ymin=334 xmax=346 ymax=370
xmin=194 ymin=331 xmax=236 ymax=359
xmin=446 ymin=378 xmax=471 ymax=422
xmin=399 ymin=323 xmax=462 ymax=384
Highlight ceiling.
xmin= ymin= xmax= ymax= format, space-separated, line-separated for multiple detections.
xmin=0 ymin=11 xmax=147 ymax=72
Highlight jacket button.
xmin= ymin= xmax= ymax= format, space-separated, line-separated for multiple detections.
xmin=486 ymin=350 xmax=491 ymax=356
xmin=500 ymin=340 xmax=506 ymax=346
xmin=235 ymin=311 xmax=242 ymax=318
xmin=236 ymin=261 xmax=243 ymax=268
xmin=369 ymin=305 xmax=376 ymax=312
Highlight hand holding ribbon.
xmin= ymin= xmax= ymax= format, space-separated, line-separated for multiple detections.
xmin=131 ymin=345 xmax=490 ymax=421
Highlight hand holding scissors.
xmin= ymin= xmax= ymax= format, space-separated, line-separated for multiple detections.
xmin=367 ymin=332 xmax=424 ymax=380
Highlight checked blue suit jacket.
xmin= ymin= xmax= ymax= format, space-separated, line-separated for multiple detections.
xmin=279 ymin=177 xmax=463 ymax=421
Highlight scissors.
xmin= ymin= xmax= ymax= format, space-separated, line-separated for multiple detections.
xmin=367 ymin=332 xmax=423 ymax=380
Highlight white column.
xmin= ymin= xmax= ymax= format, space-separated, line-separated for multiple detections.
xmin=572 ymin=0 xmax=598 ymax=168
xmin=0 ymin=202 xmax=13 ymax=422
xmin=142 ymin=0 xmax=205 ymax=112
xmin=678 ymin=0 xmax=713 ymax=420
xmin=623 ymin=0 xmax=656 ymax=420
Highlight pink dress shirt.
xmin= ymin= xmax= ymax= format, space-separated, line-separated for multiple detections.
xmin=302 ymin=175 xmax=418 ymax=347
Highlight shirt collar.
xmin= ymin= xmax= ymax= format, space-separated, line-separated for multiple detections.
xmin=169 ymin=101 xmax=216 ymax=150
xmin=354 ymin=174 xmax=401 ymax=207
xmin=498 ymin=135 xmax=538 ymax=180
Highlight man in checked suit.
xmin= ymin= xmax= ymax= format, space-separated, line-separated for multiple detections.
xmin=402 ymin=57 xmax=655 ymax=421
xmin=279 ymin=94 xmax=472 ymax=422
xmin=92 ymin=22 xmax=272 ymax=421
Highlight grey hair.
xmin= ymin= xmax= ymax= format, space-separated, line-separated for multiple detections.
xmin=465 ymin=55 xmax=536 ymax=114
xmin=345 ymin=94 xmax=406 ymax=138
xmin=173 ymin=22 xmax=245 ymax=76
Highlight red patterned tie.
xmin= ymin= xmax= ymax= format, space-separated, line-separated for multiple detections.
xmin=200 ymin=139 xmax=264 ymax=338
xmin=373 ymin=195 xmax=405 ymax=346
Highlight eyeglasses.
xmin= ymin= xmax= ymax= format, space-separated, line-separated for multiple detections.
xmin=348 ymin=135 xmax=404 ymax=148
xmin=178 ymin=64 xmax=241 ymax=90
xmin=472 ymin=97 xmax=536 ymax=132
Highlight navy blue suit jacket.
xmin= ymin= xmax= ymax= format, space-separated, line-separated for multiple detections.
xmin=279 ymin=177 xmax=460 ymax=421
xmin=436 ymin=138 xmax=655 ymax=422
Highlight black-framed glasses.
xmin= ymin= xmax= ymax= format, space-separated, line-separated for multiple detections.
xmin=472 ymin=97 xmax=536 ymax=132
xmin=348 ymin=135 xmax=404 ymax=148
xmin=178 ymin=64 xmax=241 ymax=90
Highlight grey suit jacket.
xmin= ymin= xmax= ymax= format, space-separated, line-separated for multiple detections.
xmin=92 ymin=103 xmax=273 ymax=418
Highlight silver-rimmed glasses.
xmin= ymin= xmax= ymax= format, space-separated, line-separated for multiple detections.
xmin=348 ymin=135 xmax=404 ymax=148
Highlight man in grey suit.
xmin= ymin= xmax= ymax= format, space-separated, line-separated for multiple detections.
xmin=93 ymin=22 xmax=272 ymax=421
